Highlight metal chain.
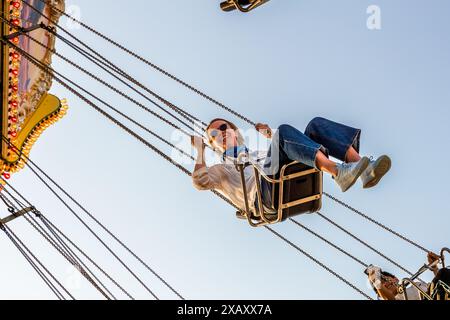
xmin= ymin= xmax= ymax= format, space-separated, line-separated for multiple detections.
xmin=40 ymin=215 xmax=135 ymax=300
xmin=184 ymin=185 xmax=371 ymax=299
xmin=323 ymin=192 xmax=429 ymax=253
xmin=52 ymin=31 xmax=207 ymax=128
xmin=50 ymin=0 xmax=431 ymax=259
xmin=3 ymin=181 xmax=135 ymax=300
xmin=26 ymin=163 xmax=160 ymax=299
xmin=1 ymin=18 xmax=371 ymax=299
xmin=47 ymin=30 xmax=201 ymax=132
xmin=0 ymin=62 xmax=172 ymax=296
xmin=1 ymin=190 xmax=76 ymax=265
xmin=3 ymin=36 xmax=196 ymax=165
xmin=1 ymin=132 xmax=184 ymax=300
xmin=289 ymin=218 xmax=368 ymax=268
xmin=17 ymin=3 xmax=207 ymax=129
xmin=23 ymin=214 xmax=112 ymax=300
xmin=34 ymin=0 xmax=255 ymax=126
xmin=5 ymin=46 xmax=368 ymax=299
xmin=2 ymin=224 xmax=75 ymax=299
xmin=1 ymin=189 xmax=70 ymax=260
xmin=0 ymin=14 xmax=199 ymax=150
xmin=316 ymin=212 xmax=417 ymax=277
xmin=32 ymin=2 xmax=429 ymax=260
xmin=3 ymin=188 xmax=114 ymax=300
xmin=0 ymin=193 xmax=16 ymax=213
xmin=23 ymin=43 xmax=188 ymax=172
xmin=36 ymin=2 xmax=432 ymax=261
xmin=35 ymin=213 xmax=118 ymax=299
xmin=265 ymin=226 xmax=373 ymax=300
xmin=0 ymin=224 xmax=65 ymax=300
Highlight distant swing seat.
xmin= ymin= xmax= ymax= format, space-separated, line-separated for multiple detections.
xmin=220 ymin=0 xmax=270 ymax=13
xmin=400 ymin=248 xmax=450 ymax=300
xmin=428 ymin=279 xmax=450 ymax=301
xmin=235 ymin=156 xmax=323 ymax=227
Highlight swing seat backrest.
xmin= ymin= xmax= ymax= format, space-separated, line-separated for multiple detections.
xmin=261 ymin=162 xmax=323 ymax=222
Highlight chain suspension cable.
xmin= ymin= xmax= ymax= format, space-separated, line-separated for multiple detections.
xmin=4 ymin=36 xmax=196 ymax=163
xmin=3 ymin=5 xmax=205 ymax=132
xmin=1 ymin=110 xmax=368 ymax=302
xmin=43 ymin=2 xmax=432 ymax=255
xmin=2 ymin=14 xmax=203 ymax=148
xmin=52 ymin=11 xmax=431 ymax=258
xmin=0 ymin=223 xmax=65 ymax=300
xmin=26 ymin=2 xmax=430 ymax=261
xmin=0 ymin=133 xmax=183 ymax=300
xmin=33 ymin=3 xmax=436 ymax=259
xmin=316 ymin=212 xmax=418 ymax=277
xmin=0 ymin=18 xmax=199 ymax=159
xmin=1 ymin=190 xmax=68 ymax=265
xmin=40 ymin=215 xmax=135 ymax=300
xmin=2 ymin=188 xmax=24 ymax=208
xmin=0 ymin=59 xmax=162 ymax=297
xmin=24 ymin=213 xmax=113 ymax=300
xmin=23 ymin=2 xmax=127 ymax=78
xmin=29 ymin=215 xmax=80 ymax=266
xmin=0 ymin=134 xmax=181 ymax=301
xmin=1 ymin=186 xmax=114 ymax=300
xmin=323 ymin=192 xmax=429 ymax=254
xmin=4 ymin=120 xmax=369 ymax=302
xmin=2 ymin=158 xmax=158 ymax=300
xmin=1 ymin=33 xmax=369 ymax=300
xmin=1 ymin=61 xmax=187 ymax=298
xmin=265 ymin=226 xmax=372 ymax=300
xmin=289 ymin=218 xmax=368 ymax=268
xmin=30 ymin=0 xmax=254 ymax=126
xmin=0 ymin=190 xmax=67 ymax=258
xmin=52 ymin=30 xmax=207 ymax=128
xmin=1 ymin=223 xmax=75 ymax=299
xmin=1 ymin=37 xmax=192 ymax=173
xmin=0 ymin=193 xmax=17 ymax=213
xmin=52 ymin=32 xmax=205 ymax=134
xmin=36 ymin=216 xmax=118 ymax=299
xmin=10 ymin=166 xmax=159 ymax=299
xmin=197 ymin=191 xmax=371 ymax=299
xmin=2 ymin=182 xmax=134 ymax=299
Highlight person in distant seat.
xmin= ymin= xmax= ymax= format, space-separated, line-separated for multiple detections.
xmin=190 ymin=117 xmax=391 ymax=213
xmin=367 ymin=252 xmax=450 ymax=300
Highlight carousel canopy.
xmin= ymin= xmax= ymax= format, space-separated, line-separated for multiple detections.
xmin=1 ymin=0 xmax=67 ymax=177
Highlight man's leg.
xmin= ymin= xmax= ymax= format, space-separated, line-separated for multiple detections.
xmin=260 ymin=124 xmax=332 ymax=208
xmin=304 ymin=117 xmax=392 ymax=189
xmin=262 ymin=123 xmax=369 ymax=194
xmin=316 ymin=150 xmax=338 ymax=176
xmin=346 ymin=146 xmax=362 ymax=163
xmin=305 ymin=117 xmax=361 ymax=162
xmin=263 ymin=124 xmax=331 ymax=175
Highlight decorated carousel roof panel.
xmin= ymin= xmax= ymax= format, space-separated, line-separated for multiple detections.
xmin=1 ymin=0 xmax=67 ymax=177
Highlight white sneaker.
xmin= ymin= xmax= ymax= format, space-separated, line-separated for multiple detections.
xmin=360 ymin=155 xmax=392 ymax=189
xmin=334 ymin=157 xmax=370 ymax=192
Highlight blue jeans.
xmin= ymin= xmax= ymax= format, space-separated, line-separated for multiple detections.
xmin=259 ymin=117 xmax=361 ymax=208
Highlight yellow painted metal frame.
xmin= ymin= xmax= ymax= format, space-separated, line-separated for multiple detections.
xmin=399 ymin=247 xmax=450 ymax=300
xmin=236 ymin=156 xmax=323 ymax=227
xmin=0 ymin=0 xmax=67 ymax=176
xmin=220 ymin=0 xmax=270 ymax=13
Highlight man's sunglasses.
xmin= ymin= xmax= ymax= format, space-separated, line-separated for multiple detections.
xmin=209 ymin=123 xmax=230 ymax=139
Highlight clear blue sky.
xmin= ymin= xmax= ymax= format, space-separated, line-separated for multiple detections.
xmin=1 ymin=0 xmax=449 ymax=300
